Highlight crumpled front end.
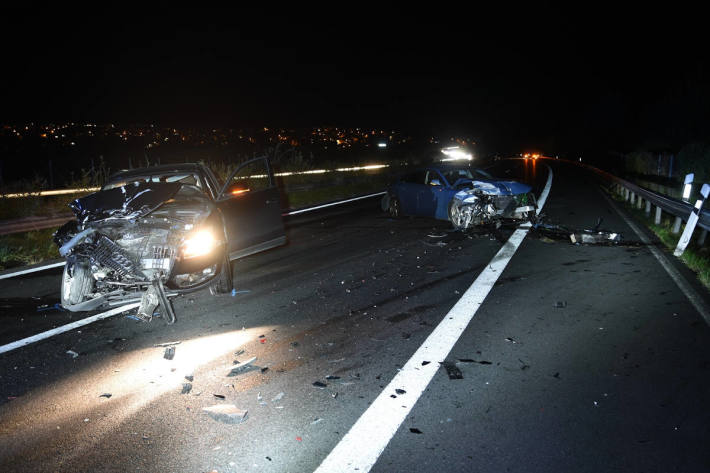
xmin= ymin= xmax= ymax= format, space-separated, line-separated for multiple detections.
xmin=448 ymin=180 xmax=536 ymax=231
xmin=54 ymin=182 xmax=222 ymax=321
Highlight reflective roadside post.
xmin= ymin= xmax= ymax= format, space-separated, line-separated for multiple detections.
xmin=672 ymin=173 xmax=694 ymax=234
xmin=674 ymin=183 xmax=709 ymax=257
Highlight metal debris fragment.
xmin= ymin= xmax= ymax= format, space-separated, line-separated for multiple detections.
xmin=181 ymin=383 xmax=192 ymax=394
xmin=312 ymin=381 xmax=327 ymax=389
xmin=163 ymin=346 xmax=175 ymax=360
xmin=272 ymin=392 xmax=285 ymax=402
xmin=553 ymin=301 xmax=567 ymax=308
xmin=154 ymin=341 xmax=181 ymax=347
xmin=409 ymin=428 xmax=423 ymax=434
xmin=66 ymin=350 xmax=79 ymax=358
xmin=99 ymin=393 xmax=112 ymax=398
xmin=184 ymin=374 xmax=194 ymax=382
xmin=213 ymin=393 xmax=225 ymax=400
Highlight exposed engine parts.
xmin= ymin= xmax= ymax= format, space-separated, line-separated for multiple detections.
xmin=448 ymin=189 xmax=537 ymax=231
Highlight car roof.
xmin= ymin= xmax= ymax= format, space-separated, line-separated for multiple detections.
xmin=107 ymin=163 xmax=209 ymax=183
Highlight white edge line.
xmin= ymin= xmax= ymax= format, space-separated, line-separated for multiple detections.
xmin=1 ymin=192 xmax=387 ymax=280
xmin=0 ymin=303 xmax=141 ymax=355
xmin=282 ymin=192 xmax=386 ymax=216
xmin=600 ymin=189 xmax=710 ymax=325
xmin=314 ymin=166 xmax=553 ymax=473
xmin=0 ymin=261 xmax=66 ymax=280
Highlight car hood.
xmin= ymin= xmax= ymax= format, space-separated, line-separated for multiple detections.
xmin=456 ymin=179 xmax=531 ymax=195
xmin=70 ymin=182 xmax=211 ymax=224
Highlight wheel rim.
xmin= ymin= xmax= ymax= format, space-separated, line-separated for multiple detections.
xmin=390 ymin=199 xmax=400 ymax=217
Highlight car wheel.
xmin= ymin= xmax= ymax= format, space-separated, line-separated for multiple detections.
xmin=388 ymin=197 xmax=401 ymax=218
xmin=61 ymin=261 xmax=94 ymax=306
xmin=209 ymin=251 xmax=233 ymax=295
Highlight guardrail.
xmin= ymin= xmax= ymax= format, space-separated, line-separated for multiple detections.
xmin=583 ymin=162 xmax=710 ymax=251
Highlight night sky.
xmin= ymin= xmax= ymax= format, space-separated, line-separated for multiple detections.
xmin=2 ymin=4 xmax=708 ymax=156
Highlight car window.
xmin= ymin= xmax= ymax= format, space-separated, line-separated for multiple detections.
xmin=104 ymin=173 xmax=206 ymax=193
xmin=224 ymin=159 xmax=272 ymax=196
xmin=425 ymin=170 xmax=443 ymax=186
xmin=441 ymin=168 xmax=473 ymax=184
xmin=401 ymin=171 xmax=427 ymax=184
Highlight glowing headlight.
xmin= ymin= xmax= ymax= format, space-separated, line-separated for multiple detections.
xmin=182 ymin=230 xmax=217 ymax=259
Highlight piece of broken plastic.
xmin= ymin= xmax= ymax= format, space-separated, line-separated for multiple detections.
xmin=202 ymin=404 xmax=248 ymax=424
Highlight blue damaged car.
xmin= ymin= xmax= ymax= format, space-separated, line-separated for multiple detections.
xmin=382 ymin=164 xmax=536 ymax=230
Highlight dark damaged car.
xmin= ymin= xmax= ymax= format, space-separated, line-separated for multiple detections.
xmin=54 ymin=158 xmax=285 ymax=322
xmin=382 ymin=164 xmax=537 ymax=230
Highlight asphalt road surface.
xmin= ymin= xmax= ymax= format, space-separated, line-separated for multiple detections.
xmin=1 ymin=159 xmax=708 ymax=473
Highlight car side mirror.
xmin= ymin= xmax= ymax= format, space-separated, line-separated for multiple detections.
xmin=430 ymin=179 xmax=441 ymax=186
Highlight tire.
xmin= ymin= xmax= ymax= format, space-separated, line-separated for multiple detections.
xmin=61 ymin=261 xmax=94 ymax=306
xmin=209 ymin=251 xmax=233 ymax=295
xmin=388 ymin=197 xmax=401 ymax=218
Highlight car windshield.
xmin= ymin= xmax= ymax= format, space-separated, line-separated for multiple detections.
xmin=104 ymin=173 xmax=204 ymax=191
xmin=440 ymin=167 xmax=493 ymax=185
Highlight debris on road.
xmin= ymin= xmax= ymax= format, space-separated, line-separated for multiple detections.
xmin=184 ymin=374 xmax=194 ymax=382
xmin=66 ymin=350 xmax=79 ymax=358
xmin=228 ymin=356 xmax=257 ymax=376
xmin=231 ymin=289 xmax=251 ymax=297
xmin=99 ymin=393 xmax=112 ymax=398
xmin=519 ymin=358 xmax=531 ymax=370
xmin=505 ymin=337 xmax=517 ymax=344
xmin=312 ymin=381 xmax=327 ymax=389
xmin=154 ymin=341 xmax=181 ymax=347
xmin=181 ymin=383 xmax=192 ymax=394
xmin=395 ymin=389 xmax=406 ymax=395
xmin=213 ymin=393 xmax=225 ymax=400
xmin=163 ymin=346 xmax=175 ymax=360
xmin=325 ymin=375 xmax=340 ymax=380
xmin=202 ymin=404 xmax=248 ymax=424
xmin=421 ymin=361 xmax=431 ymax=366
xmin=272 ymin=392 xmax=285 ymax=402
xmin=234 ymin=349 xmax=245 ymax=356
xmin=310 ymin=418 xmax=323 ymax=425
xmin=409 ymin=428 xmax=423 ymax=434
xmin=442 ymin=361 xmax=464 ymax=379
xmin=457 ymin=358 xmax=492 ymax=365
xmin=553 ymin=301 xmax=567 ymax=308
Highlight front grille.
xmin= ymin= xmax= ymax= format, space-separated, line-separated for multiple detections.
xmin=92 ymin=235 xmax=140 ymax=277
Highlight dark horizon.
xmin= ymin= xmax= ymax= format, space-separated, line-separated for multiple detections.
xmin=2 ymin=4 xmax=709 ymax=157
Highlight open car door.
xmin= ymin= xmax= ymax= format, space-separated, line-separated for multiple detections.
xmin=217 ymin=156 xmax=286 ymax=260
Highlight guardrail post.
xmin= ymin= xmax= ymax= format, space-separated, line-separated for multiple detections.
xmin=672 ymin=216 xmax=682 ymax=234
xmin=655 ymin=206 xmax=662 ymax=224
xmin=673 ymin=173 xmax=695 ymax=235
xmin=625 ymin=188 xmax=630 ymax=201
xmin=699 ymin=229 xmax=708 ymax=246
xmin=630 ymin=192 xmax=636 ymax=205
xmin=637 ymin=195 xmax=643 ymax=209
xmin=674 ymin=183 xmax=709 ymax=257
xmin=645 ymin=200 xmax=651 ymax=216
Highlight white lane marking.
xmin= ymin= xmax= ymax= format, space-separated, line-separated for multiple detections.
xmin=0 ymin=303 xmax=141 ymax=355
xmin=282 ymin=192 xmax=386 ymax=216
xmin=0 ymin=193 xmax=387 ymax=280
xmin=0 ymin=261 xmax=66 ymax=280
xmin=315 ymin=166 xmax=553 ymax=473
xmin=600 ymin=190 xmax=710 ymax=325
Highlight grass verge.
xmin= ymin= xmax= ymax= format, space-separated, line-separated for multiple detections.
xmin=0 ymin=227 xmax=61 ymax=270
xmin=611 ymin=188 xmax=710 ymax=289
